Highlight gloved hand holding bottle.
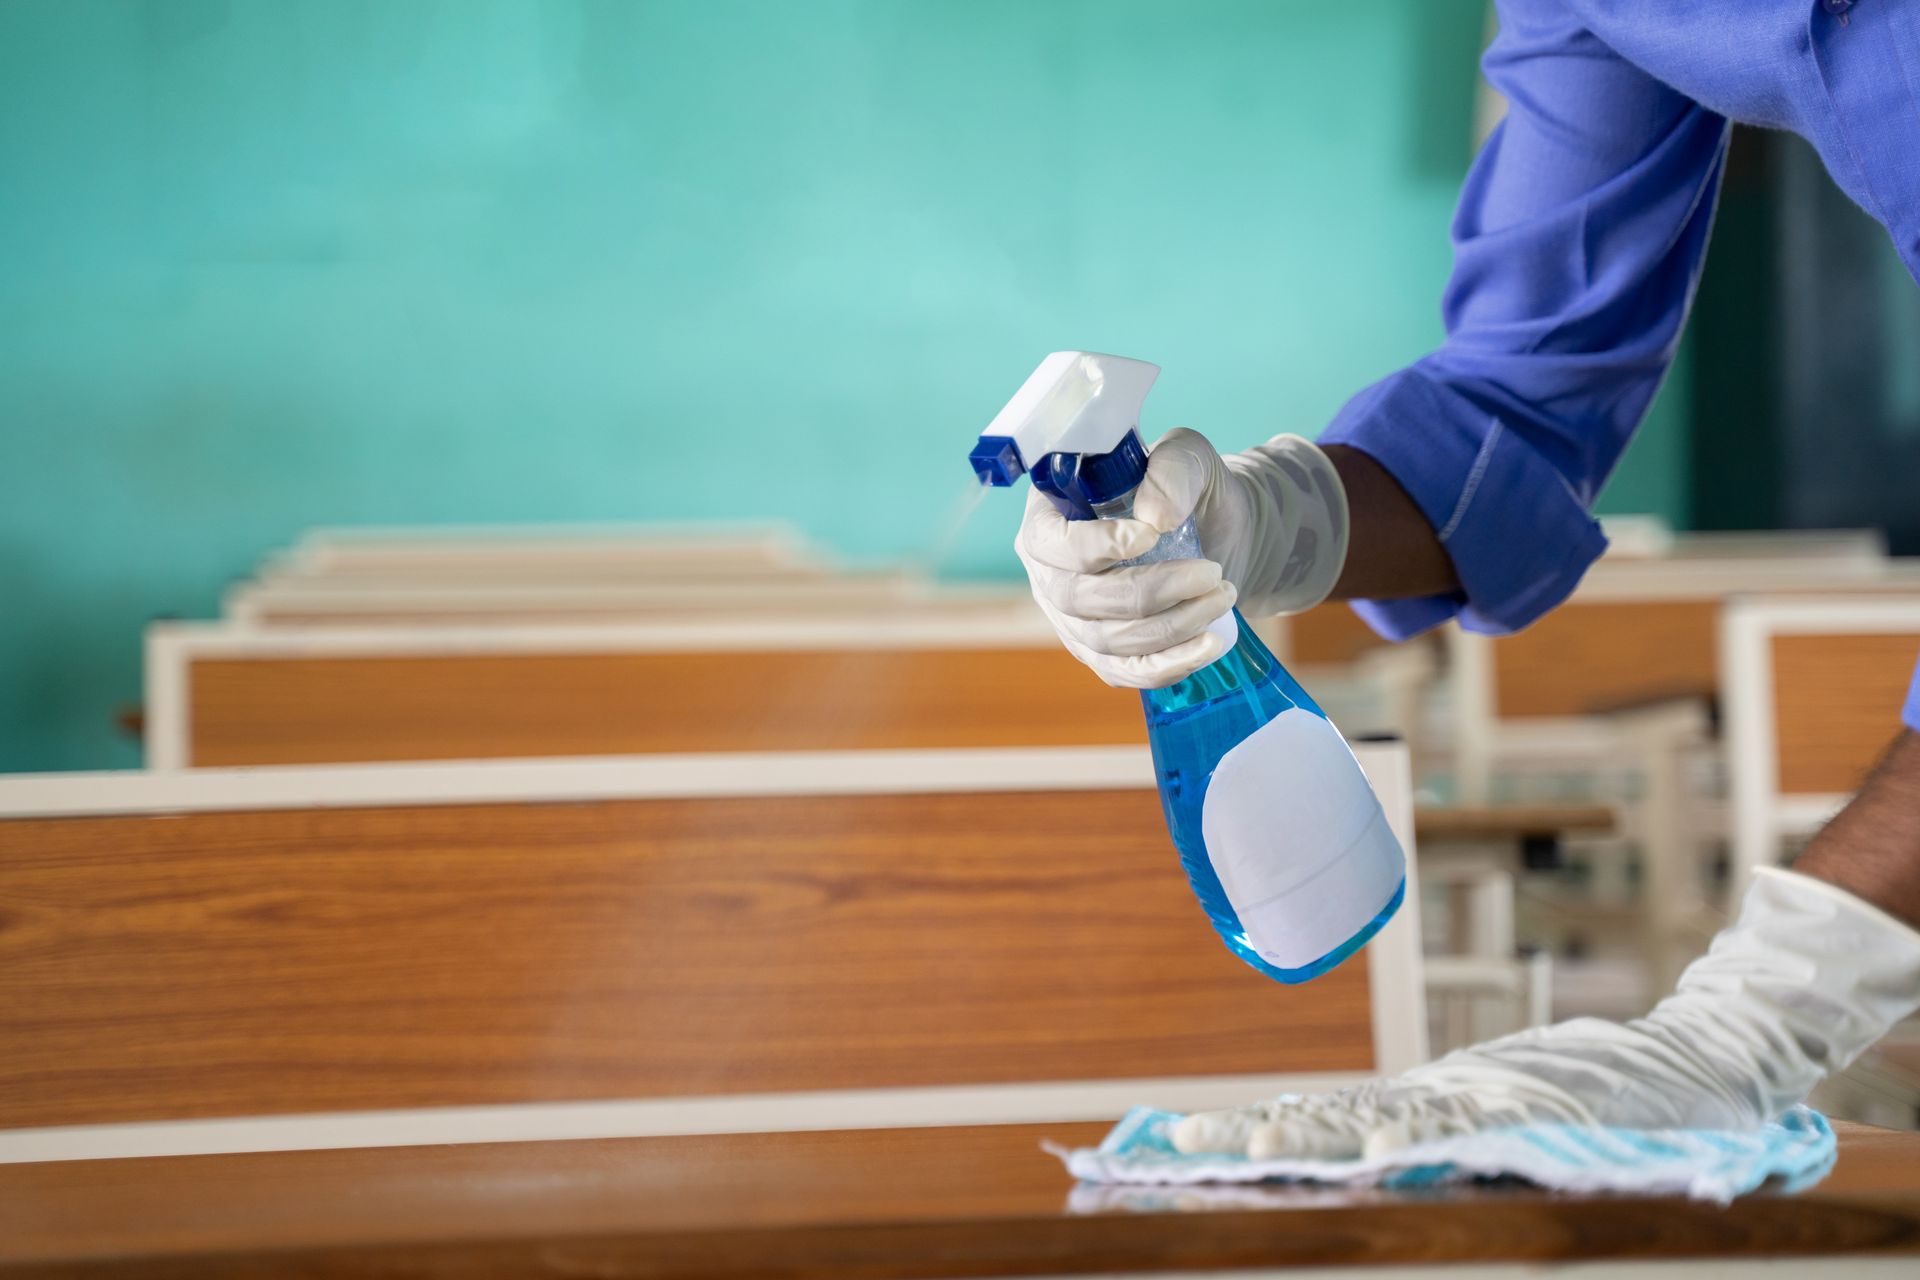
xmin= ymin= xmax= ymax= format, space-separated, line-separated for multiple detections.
xmin=971 ymin=352 xmax=1405 ymax=984
xmin=1015 ymin=427 xmax=1351 ymax=689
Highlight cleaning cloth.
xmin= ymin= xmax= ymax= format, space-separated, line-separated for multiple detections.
xmin=1046 ymin=1104 xmax=1836 ymax=1205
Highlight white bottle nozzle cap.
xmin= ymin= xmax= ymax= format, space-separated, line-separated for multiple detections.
xmin=969 ymin=351 xmax=1160 ymax=485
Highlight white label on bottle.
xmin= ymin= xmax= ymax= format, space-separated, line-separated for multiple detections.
xmin=1200 ymin=708 xmax=1405 ymax=969
xmin=1207 ymin=610 xmax=1239 ymax=649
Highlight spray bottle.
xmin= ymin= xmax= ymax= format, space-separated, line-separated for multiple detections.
xmin=970 ymin=351 xmax=1405 ymax=982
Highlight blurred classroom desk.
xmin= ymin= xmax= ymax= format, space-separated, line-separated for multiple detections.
xmin=140 ymin=617 xmax=1120 ymax=768
xmin=4 ymin=1121 xmax=1918 ymax=1278
xmin=1414 ymin=804 xmax=1616 ymax=1046
xmin=1722 ymin=596 xmax=1920 ymax=885
xmin=1413 ymin=803 xmax=1616 ymax=845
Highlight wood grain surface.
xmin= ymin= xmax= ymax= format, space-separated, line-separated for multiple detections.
xmin=1287 ymin=604 xmax=1391 ymax=667
xmin=1772 ymin=633 xmax=1920 ymax=794
xmin=186 ymin=648 xmax=1144 ymax=765
xmin=0 ymin=790 xmax=1373 ymax=1128
xmin=1493 ymin=600 xmax=1720 ymax=718
xmin=3 ymin=1121 xmax=1917 ymax=1278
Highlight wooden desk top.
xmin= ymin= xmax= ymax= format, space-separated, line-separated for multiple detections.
xmin=4 ymin=1121 xmax=1918 ymax=1278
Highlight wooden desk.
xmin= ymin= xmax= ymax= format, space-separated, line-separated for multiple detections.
xmin=1284 ymin=602 xmax=1394 ymax=667
xmin=143 ymin=620 xmax=1132 ymax=768
xmin=1722 ymin=597 xmax=1920 ymax=888
xmin=1414 ymin=805 xmax=1618 ymax=1047
xmin=3 ymin=1121 xmax=1917 ymax=1278
xmin=1415 ymin=804 xmax=1616 ymax=845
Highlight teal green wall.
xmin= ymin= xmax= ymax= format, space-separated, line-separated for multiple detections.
xmin=1598 ymin=338 xmax=1692 ymax=525
xmin=0 ymin=0 xmax=1682 ymax=771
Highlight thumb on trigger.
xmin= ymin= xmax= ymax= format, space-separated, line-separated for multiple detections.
xmin=1133 ymin=428 xmax=1216 ymax=533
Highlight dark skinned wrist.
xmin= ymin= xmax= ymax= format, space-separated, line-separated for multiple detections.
xmin=1793 ymin=730 xmax=1920 ymax=929
xmin=1322 ymin=445 xmax=1461 ymax=602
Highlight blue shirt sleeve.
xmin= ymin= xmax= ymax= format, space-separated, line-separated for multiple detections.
xmin=1321 ymin=0 xmax=1729 ymax=639
xmin=1905 ymin=653 xmax=1920 ymax=734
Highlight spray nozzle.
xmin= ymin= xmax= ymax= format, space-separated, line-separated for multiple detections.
xmin=968 ymin=351 xmax=1160 ymax=519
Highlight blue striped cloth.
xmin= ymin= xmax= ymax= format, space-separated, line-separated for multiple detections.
xmin=1047 ymin=1105 xmax=1835 ymax=1205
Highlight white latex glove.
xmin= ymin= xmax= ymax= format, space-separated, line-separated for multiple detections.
xmin=1175 ymin=868 xmax=1920 ymax=1160
xmin=1015 ymin=429 xmax=1351 ymax=689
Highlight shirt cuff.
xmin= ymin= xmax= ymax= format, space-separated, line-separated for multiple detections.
xmin=1905 ymin=653 xmax=1920 ymax=734
xmin=1319 ymin=366 xmax=1610 ymax=641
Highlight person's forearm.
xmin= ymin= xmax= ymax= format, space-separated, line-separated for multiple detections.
xmin=1323 ymin=445 xmax=1461 ymax=601
xmin=1792 ymin=729 xmax=1920 ymax=929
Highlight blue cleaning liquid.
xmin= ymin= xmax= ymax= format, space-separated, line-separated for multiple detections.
xmin=1142 ymin=607 xmax=1406 ymax=983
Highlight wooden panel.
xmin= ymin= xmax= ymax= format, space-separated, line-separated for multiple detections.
xmin=1288 ymin=603 xmax=1389 ymax=667
xmin=0 ymin=791 xmax=1373 ymax=1128
xmin=1493 ymin=600 xmax=1721 ymax=718
xmin=1772 ymin=633 xmax=1920 ymax=794
xmin=3 ymin=1122 xmax=1918 ymax=1277
xmin=187 ymin=647 xmax=1143 ymax=766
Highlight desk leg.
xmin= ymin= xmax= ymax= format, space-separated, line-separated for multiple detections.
xmin=1440 ymin=861 xmax=1520 ymax=1049
xmin=1622 ymin=712 xmax=1700 ymax=1004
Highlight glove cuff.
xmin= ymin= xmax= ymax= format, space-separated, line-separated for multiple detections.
xmin=1754 ymin=866 xmax=1920 ymax=952
xmin=1229 ymin=434 xmax=1351 ymax=616
xmin=1652 ymin=864 xmax=1920 ymax=1122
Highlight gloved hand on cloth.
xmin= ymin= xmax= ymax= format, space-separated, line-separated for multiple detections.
xmin=1173 ymin=866 xmax=1920 ymax=1160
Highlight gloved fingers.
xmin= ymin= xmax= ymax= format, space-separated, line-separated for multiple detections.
xmin=1168 ymin=1104 xmax=1282 ymax=1155
xmin=1244 ymin=1108 xmax=1376 ymax=1162
xmin=1031 ymin=597 xmax=1141 ymax=683
xmin=1032 ymin=595 xmax=1228 ymax=690
xmin=1016 ymin=488 xmax=1159 ymax=574
xmin=1173 ymin=1082 xmax=1518 ymax=1162
xmin=1089 ymin=627 xmax=1231 ymax=690
xmin=1030 ymin=556 xmax=1223 ymax=623
xmin=1054 ymin=583 xmax=1237 ymax=658
xmin=1254 ymin=1086 xmax=1549 ymax=1162
xmin=1113 ymin=629 xmax=1228 ymax=690
xmin=1132 ymin=428 xmax=1224 ymax=533
xmin=1171 ymin=1093 xmax=1366 ymax=1158
xmin=1244 ymin=1113 xmax=1448 ymax=1162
